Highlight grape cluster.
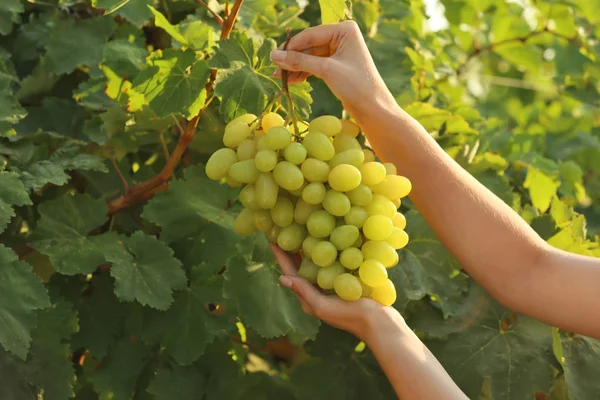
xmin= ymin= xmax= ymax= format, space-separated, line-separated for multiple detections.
xmin=205 ymin=112 xmax=411 ymax=306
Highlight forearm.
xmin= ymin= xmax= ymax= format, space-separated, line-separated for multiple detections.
xmin=363 ymin=309 xmax=468 ymax=400
xmin=351 ymin=96 xmax=547 ymax=304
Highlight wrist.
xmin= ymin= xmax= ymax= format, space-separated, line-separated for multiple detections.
xmin=359 ymin=305 xmax=409 ymax=344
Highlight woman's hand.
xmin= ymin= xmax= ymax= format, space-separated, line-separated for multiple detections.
xmin=270 ymin=243 xmax=402 ymax=341
xmin=270 ymin=21 xmax=395 ymax=121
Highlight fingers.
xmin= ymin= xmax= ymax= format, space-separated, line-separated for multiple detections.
xmin=278 ymin=21 xmax=357 ymax=52
xmin=270 ymin=243 xmax=300 ymax=276
xmin=279 ymin=275 xmax=323 ymax=314
xmin=270 ymin=50 xmax=329 ymax=78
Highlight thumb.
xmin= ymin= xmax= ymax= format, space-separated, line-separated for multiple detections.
xmin=270 ymin=50 xmax=328 ymax=78
xmin=280 ymin=275 xmax=323 ymax=310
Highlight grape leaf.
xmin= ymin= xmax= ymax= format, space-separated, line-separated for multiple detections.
xmin=0 ymin=349 xmax=33 ymax=399
xmin=210 ymin=31 xmax=280 ymax=121
xmin=148 ymin=6 xmax=215 ymax=50
xmin=93 ymin=0 xmax=153 ymax=27
xmin=524 ymin=167 xmax=561 ymax=213
xmin=132 ymin=48 xmax=210 ymax=118
xmin=318 ymin=0 xmax=350 ymax=24
xmin=0 ymin=0 xmax=23 ymax=36
xmin=239 ymin=372 xmax=296 ymax=400
xmin=0 ymin=245 xmax=50 ymax=359
xmin=29 ymin=194 xmax=114 ymax=275
xmin=143 ymin=264 xmax=230 ymax=364
xmin=415 ymin=284 xmax=556 ymax=400
xmin=553 ymin=330 xmax=600 ymax=399
xmin=393 ymin=211 xmax=468 ymax=315
xmin=0 ymin=171 xmax=32 ymax=233
xmin=14 ymin=97 xmax=89 ymax=140
xmin=224 ymin=234 xmax=320 ymax=338
xmin=43 ymin=16 xmax=116 ymax=75
xmin=292 ymin=325 xmax=395 ymax=400
xmin=87 ymin=338 xmax=152 ymax=400
xmin=403 ymin=102 xmax=477 ymax=135
xmin=102 ymin=39 xmax=147 ymax=79
xmin=142 ymin=165 xmax=239 ymax=268
xmin=104 ymin=231 xmax=187 ymax=310
xmin=24 ymin=296 xmax=78 ymax=400
xmin=146 ymin=364 xmax=206 ymax=399
xmin=71 ymin=274 xmax=125 ymax=358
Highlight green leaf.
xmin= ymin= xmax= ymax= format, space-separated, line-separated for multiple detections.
xmin=224 ymin=234 xmax=320 ymax=338
xmin=0 ymin=244 xmax=50 ymax=359
xmin=87 ymin=338 xmax=152 ymax=400
xmin=25 ymin=296 xmax=78 ymax=400
xmin=132 ymin=48 xmax=210 ymax=118
xmin=403 ymin=102 xmax=476 ymax=135
xmin=142 ymin=165 xmax=239 ymax=268
xmin=0 ymin=0 xmax=24 ymax=36
xmin=415 ymin=284 xmax=556 ymax=400
xmin=93 ymin=0 xmax=154 ymax=26
xmin=43 ymin=16 xmax=116 ymax=75
xmin=318 ymin=0 xmax=350 ymax=24
xmin=104 ymin=231 xmax=187 ymax=310
xmin=0 ymin=171 xmax=32 ymax=233
xmin=394 ymin=211 xmax=468 ymax=315
xmin=102 ymin=39 xmax=147 ymax=79
xmin=71 ymin=274 xmax=125 ymax=358
xmin=553 ymin=330 xmax=600 ymax=399
xmin=30 ymin=194 xmax=113 ymax=275
xmin=144 ymin=264 xmax=230 ymax=364
xmin=146 ymin=364 xmax=206 ymax=399
xmin=524 ymin=167 xmax=561 ymax=213
xmin=15 ymin=97 xmax=89 ymax=140
xmin=493 ymin=43 xmax=543 ymax=72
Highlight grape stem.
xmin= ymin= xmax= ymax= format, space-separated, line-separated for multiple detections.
xmin=281 ymin=29 xmax=300 ymax=137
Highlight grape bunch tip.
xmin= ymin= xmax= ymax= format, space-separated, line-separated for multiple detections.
xmin=206 ymin=111 xmax=412 ymax=307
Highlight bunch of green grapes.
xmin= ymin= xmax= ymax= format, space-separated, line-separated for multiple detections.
xmin=205 ymin=112 xmax=411 ymax=306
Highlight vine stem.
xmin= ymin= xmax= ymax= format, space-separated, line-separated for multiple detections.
xmin=107 ymin=0 xmax=244 ymax=215
xmin=196 ymin=0 xmax=223 ymax=25
xmin=281 ymin=29 xmax=299 ymax=137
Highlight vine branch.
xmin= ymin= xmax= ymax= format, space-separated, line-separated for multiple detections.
xmin=196 ymin=0 xmax=223 ymax=25
xmin=281 ymin=29 xmax=299 ymax=136
xmin=106 ymin=0 xmax=245 ymax=215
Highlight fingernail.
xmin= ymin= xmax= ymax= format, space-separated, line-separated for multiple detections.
xmin=279 ymin=276 xmax=292 ymax=288
xmin=270 ymin=50 xmax=285 ymax=62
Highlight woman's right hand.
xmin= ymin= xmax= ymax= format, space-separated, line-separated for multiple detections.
xmin=270 ymin=21 xmax=396 ymax=122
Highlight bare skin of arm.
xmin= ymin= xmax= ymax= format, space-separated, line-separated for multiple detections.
xmin=269 ymin=21 xmax=600 ymax=339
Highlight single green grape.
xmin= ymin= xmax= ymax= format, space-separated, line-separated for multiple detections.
xmin=237 ymin=139 xmax=257 ymax=160
xmin=239 ymin=185 xmax=259 ymax=210
xmin=231 ymin=113 xmax=258 ymax=127
xmin=361 ymin=240 xmax=398 ymax=268
xmin=344 ymin=206 xmax=369 ymax=228
xmin=253 ymin=209 xmax=273 ymax=232
xmin=358 ymin=259 xmax=388 ymax=287
xmin=308 ymin=115 xmax=342 ymax=137
xmin=223 ymin=121 xmax=252 ymax=148
xmin=339 ymin=119 xmax=360 ymax=137
xmin=323 ymin=190 xmax=351 ymax=217
xmin=392 ymin=198 xmax=401 ymax=209
xmin=372 ymin=175 xmax=412 ymax=200
xmin=311 ymin=241 xmax=338 ymax=267
xmin=329 ymin=149 xmax=365 ymax=168
xmin=277 ymin=222 xmax=307 ymax=251
xmin=317 ymin=261 xmax=345 ymax=289
xmin=229 ymin=159 xmax=259 ymax=184
xmin=366 ymin=194 xmax=396 ymax=218
xmin=363 ymin=215 xmax=393 ymax=241
xmin=386 ymin=227 xmax=409 ymax=250
xmin=206 ymin=148 xmax=238 ymax=181
xmin=328 ymin=164 xmax=362 ymax=192
xmin=303 ymin=132 xmax=335 ymax=161
xmin=262 ymin=112 xmax=285 ymax=132
xmin=383 ymin=162 xmax=397 ymax=175
xmin=302 ymin=235 xmax=320 ymax=258
xmin=265 ymin=126 xmax=292 ymax=150
xmin=353 ymin=233 xmax=364 ymax=248
xmin=359 ymin=162 xmax=386 ymax=186
xmin=284 ymin=142 xmax=308 ymax=165
xmin=298 ymin=259 xmax=320 ymax=284
xmin=347 ymin=184 xmax=373 ymax=207
xmin=333 ymin=273 xmax=362 ymax=301
xmin=255 ymin=173 xmax=279 ymax=209
xmin=273 ymin=161 xmax=305 ymax=191
xmin=271 ymin=197 xmax=295 ymax=227
xmin=294 ymin=198 xmax=322 ymax=225
xmin=256 ymin=136 xmax=268 ymax=150
xmin=370 ymin=279 xmax=397 ymax=306
xmin=234 ymin=208 xmax=256 ymax=236
xmin=301 ymin=158 xmax=331 ymax=182
xmin=339 ymin=247 xmax=363 ymax=270
xmin=226 ymin=176 xmax=241 ymax=188
xmin=363 ymin=149 xmax=375 ymax=163
xmin=254 ymin=149 xmax=278 ymax=172
xmin=360 ymin=280 xmax=373 ymax=297
xmin=302 ymin=182 xmax=327 ymax=205
xmin=330 ymin=225 xmax=360 ymax=251
xmin=333 ymin=133 xmax=361 ymax=152
xmin=392 ymin=213 xmax=407 ymax=229
xmin=306 ymin=210 xmax=336 ymax=238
